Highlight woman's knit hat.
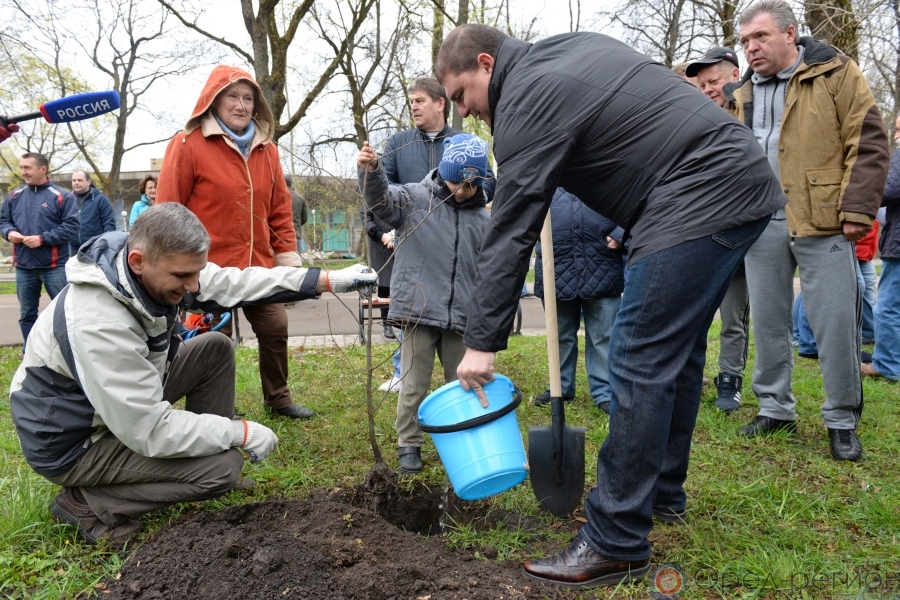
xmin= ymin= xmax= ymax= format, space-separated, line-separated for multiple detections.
xmin=438 ymin=134 xmax=489 ymax=185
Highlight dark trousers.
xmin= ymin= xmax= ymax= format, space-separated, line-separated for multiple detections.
xmin=216 ymin=303 xmax=292 ymax=409
xmin=580 ymin=216 xmax=770 ymax=561
xmin=47 ymin=333 xmax=243 ymax=525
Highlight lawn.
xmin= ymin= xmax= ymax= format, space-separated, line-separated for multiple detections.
xmin=0 ymin=324 xmax=897 ymax=599
xmin=0 ymin=282 xmax=15 ymax=295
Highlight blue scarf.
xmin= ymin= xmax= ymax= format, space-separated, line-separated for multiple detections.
xmin=213 ymin=112 xmax=255 ymax=158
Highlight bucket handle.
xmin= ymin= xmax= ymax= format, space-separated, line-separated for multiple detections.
xmin=415 ymin=387 xmax=523 ymax=434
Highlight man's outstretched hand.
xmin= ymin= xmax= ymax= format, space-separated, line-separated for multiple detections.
xmin=324 ymin=264 xmax=378 ymax=294
xmin=457 ymin=348 xmax=497 ymax=408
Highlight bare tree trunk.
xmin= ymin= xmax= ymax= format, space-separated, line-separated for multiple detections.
xmin=805 ymin=0 xmax=859 ymax=61
xmin=451 ymin=0 xmax=468 ymax=129
xmin=664 ymin=0 xmax=688 ymax=66
xmin=432 ymin=0 xmax=446 ymax=75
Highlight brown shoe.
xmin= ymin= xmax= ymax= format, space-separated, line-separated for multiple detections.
xmin=860 ymin=362 xmax=883 ymax=378
xmin=50 ymin=487 xmax=143 ymax=544
xmin=523 ymin=535 xmax=650 ymax=589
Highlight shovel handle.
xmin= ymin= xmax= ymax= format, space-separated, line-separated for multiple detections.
xmin=540 ymin=213 xmax=562 ymax=399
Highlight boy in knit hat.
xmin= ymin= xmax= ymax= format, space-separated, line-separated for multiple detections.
xmin=358 ymin=134 xmax=491 ymax=473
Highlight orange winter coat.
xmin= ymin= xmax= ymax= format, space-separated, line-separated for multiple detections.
xmin=157 ymin=65 xmax=296 ymax=269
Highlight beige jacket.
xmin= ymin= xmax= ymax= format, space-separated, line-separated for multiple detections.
xmin=725 ymin=37 xmax=889 ymax=237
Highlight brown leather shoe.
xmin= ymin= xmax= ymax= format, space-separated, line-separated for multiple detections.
xmin=523 ymin=535 xmax=650 ymax=589
xmin=50 ymin=487 xmax=143 ymax=544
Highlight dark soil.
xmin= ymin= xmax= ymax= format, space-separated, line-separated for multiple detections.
xmin=103 ymin=464 xmax=575 ymax=599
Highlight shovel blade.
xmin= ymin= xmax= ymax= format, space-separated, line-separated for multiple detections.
xmin=528 ymin=424 xmax=586 ymax=517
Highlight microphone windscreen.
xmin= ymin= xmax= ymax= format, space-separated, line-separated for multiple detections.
xmin=40 ymin=91 xmax=121 ymax=124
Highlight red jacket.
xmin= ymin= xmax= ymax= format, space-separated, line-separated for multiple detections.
xmin=856 ymin=222 xmax=879 ymax=262
xmin=157 ymin=65 xmax=296 ymax=269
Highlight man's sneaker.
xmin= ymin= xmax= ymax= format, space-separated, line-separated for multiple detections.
xmin=828 ymin=428 xmax=862 ymax=461
xmin=737 ymin=415 xmax=797 ymax=437
xmin=50 ymin=487 xmax=143 ymax=544
xmin=713 ymin=372 xmax=742 ymax=413
xmin=379 ymin=376 xmax=401 ymax=393
xmin=534 ymin=389 xmax=575 ymax=406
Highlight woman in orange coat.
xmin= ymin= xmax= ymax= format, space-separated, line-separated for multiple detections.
xmin=157 ymin=65 xmax=312 ymax=419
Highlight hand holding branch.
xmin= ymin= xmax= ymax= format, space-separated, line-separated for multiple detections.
xmin=357 ymin=141 xmax=378 ymax=172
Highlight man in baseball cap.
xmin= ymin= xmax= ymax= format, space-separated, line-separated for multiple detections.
xmin=686 ymin=47 xmax=741 ymax=107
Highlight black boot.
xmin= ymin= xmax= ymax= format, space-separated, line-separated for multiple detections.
xmin=713 ymin=372 xmax=742 ymax=413
xmin=397 ymin=447 xmax=422 ymax=473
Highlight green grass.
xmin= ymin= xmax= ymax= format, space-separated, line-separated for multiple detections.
xmin=0 ymin=282 xmax=15 ymax=294
xmin=0 ymin=325 xmax=898 ymax=599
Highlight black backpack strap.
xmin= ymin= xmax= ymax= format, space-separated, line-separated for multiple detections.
xmin=53 ymin=285 xmax=82 ymax=387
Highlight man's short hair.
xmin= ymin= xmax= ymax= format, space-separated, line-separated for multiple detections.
xmin=284 ymin=174 xmax=293 ymax=188
xmin=72 ymin=169 xmax=92 ymax=184
xmin=436 ymin=24 xmax=506 ymax=81
xmin=408 ymin=77 xmax=451 ymax=121
xmin=129 ymin=203 xmax=210 ymax=264
xmin=21 ymin=152 xmax=50 ymax=170
xmin=739 ymin=0 xmax=798 ymax=32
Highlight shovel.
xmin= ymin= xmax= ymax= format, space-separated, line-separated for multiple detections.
xmin=528 ymin=212 xmax=586 ymax=517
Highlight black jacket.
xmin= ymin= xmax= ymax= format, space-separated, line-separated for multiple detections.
xmin=464 ymin=33 xmax=786 ymax=352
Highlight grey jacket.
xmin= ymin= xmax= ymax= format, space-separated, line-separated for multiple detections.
xmin=380 ymin=124 xmax=496 ymax=202
xmin=10 ymin=232 xmax=320 ymax=477
xmin=359 ymin=164 xmax=489 ymax=332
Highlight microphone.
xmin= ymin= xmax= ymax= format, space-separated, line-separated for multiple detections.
xmin=0 ymin=91 xmax=120 ymax=127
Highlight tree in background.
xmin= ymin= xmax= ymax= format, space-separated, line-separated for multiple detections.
xmin=3 ymin=0 xmax=209 ymax=198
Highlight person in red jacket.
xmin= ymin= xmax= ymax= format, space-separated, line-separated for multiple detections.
xmin=856 ymin=223 xmax=879 ymax=344
xmin=157 ymin=65 xmax=312 ymax=420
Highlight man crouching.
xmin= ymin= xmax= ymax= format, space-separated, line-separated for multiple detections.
xmin=9 ymin=203 xmax=375 ymax=544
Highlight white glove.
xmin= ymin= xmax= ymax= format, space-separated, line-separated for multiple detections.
xmin=274 ymin=251 xmax=304 ymax=267
xmin=325 ymin=264 xmax=378 ymax=293
xmin=231 ymin=419 xmax=278 ymax=462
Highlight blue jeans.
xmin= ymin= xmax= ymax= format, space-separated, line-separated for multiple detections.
xmin=16 ymin=266 xmax=68 ymax=347
xmin=392 ymin=329 xmax=402 ymax=379
xmin=580 ymin=216 xmax=769 ymax=561
xmin=792 ymin=292 xmax=817 ymax=355
xmin=859 ymin=259 xmax=877 ymax=343
xmin=872 ymin=258 xmax=900 ymax=380
xmin=556 ymin=296 xmax=620 ymax=404
xmin=793 ymin=261 xmax=868 ymax=354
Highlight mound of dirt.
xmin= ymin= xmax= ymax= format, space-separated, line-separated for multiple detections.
xmin=103 ymin=487 xmax=569 ymax=599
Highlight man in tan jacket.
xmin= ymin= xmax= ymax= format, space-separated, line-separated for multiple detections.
xmin=726 ymin=0 xmax=889 ymax=461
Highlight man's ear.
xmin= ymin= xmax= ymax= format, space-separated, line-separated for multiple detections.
xmin=785 ymin=24 xmax=796 ymax=44
xmin=476 ymin=53 xmax=494 ymax=73
xmin=127 ymin=248 xmax=146 ymax=275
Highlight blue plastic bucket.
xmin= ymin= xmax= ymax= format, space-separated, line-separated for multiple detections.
xmin=416 ymin=374 xmax=527 ymax=500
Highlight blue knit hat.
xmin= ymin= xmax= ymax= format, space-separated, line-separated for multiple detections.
xmin=438 ymin=134 xmax=488 ymax=185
